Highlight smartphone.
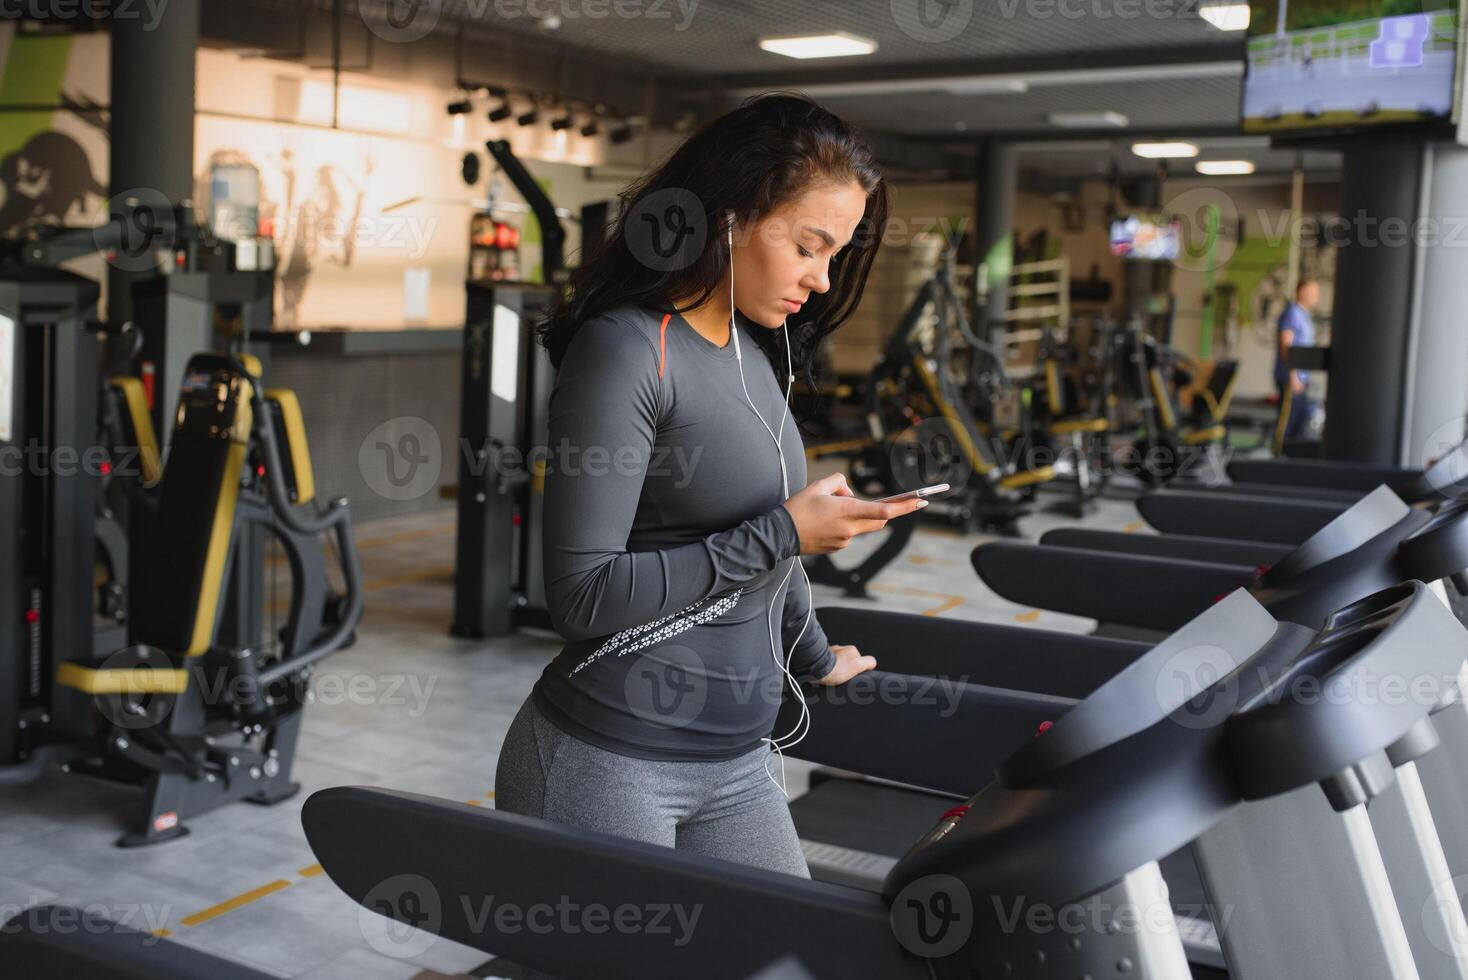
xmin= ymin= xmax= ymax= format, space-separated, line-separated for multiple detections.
xmin=874 ymin=483 xmax=950 ymax=503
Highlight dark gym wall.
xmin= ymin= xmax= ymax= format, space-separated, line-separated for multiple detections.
xmin=264 ymin=343 xmax=460 ymax=525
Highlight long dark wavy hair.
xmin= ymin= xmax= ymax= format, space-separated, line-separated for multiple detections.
xmin=537 ymin=92 xmax=888 ymax=399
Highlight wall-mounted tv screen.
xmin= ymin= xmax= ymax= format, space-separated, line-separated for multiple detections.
xmin=1242 ymin=0 xmax=1461 ymax=134
xmin=1109 ymin=214 xmax=1181 ymax=261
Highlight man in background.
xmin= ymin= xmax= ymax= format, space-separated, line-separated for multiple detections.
xmin=1275 ymin=278 xmax=1319 ymax=444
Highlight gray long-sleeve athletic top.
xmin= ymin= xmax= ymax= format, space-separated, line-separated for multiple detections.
xmin=531 ymin=304 xmax=835 ymax=761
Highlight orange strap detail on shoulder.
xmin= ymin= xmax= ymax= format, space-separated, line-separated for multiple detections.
xmin=658 ymin=312 xmax=671 ymax=379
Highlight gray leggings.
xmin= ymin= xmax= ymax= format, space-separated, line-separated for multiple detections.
xmin=494 ymin=696 xmax=810 ymax=878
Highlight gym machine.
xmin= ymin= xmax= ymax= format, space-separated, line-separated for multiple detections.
xmin=0 ymin=331 xmax=363 ymax=842
xmin=977 ymin=482 xmax=1468 ymax=631
xmin=1024 ymin=321 xmax=1110 ymax=517
xmin=803 ymin=254 xmax=1056 ymax=538
xmin=0 ymin=904 xmax=274 ymax=980
xmin=1095 ymin=317 xmax=1236 ymax=488
xmin=0 ymin=269 xmax=116 ymax=773
xmin=451 ymin=278 xmax=557 ymax=637
xmin=784 ymin=583 xmax=1468 ymax=980
xmin=450 ymin=139 xmax=565 ymax=638
xmin=793 ymin=489 xmax=1468 ymax=974
xmin=302 ymin=581 xmax=1468 ymax=979
xmin=1136 ymin=442 xmax=1468 ymax=544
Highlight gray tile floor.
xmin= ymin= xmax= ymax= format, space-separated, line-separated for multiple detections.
xmin=0 ymin=487 xmax=1144 ymax=978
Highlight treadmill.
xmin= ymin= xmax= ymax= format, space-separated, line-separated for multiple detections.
xmin=1136 ymin=444 xmax=1468 ymax=544
xmin=795 ymin=490 xmax=1468 ymax=975
xmin=303 ymin=582 xmax=1468 ymax=980
xmin=974 ymin=485 xmax=1468 ymax=634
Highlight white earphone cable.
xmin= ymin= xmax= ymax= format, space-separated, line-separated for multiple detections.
xmin=724 ymin=214 xmax=817 ymax=798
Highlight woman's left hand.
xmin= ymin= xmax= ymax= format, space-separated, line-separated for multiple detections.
xmin=816 ymin=644 xmax=877 ymax=686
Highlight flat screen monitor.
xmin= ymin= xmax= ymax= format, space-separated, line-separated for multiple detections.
xmin=1242 ymin=0 xmax=1461 ymax=134
xmin=1109 ymin=214 xmax=1181 ymax=261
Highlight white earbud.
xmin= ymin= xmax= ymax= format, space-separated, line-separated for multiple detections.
xmin=725 ymin=208 xmax=815 ymax=796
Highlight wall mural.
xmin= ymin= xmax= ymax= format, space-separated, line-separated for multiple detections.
xmin=0 ymin=31 xmax=109 ymax=241
xmin=0 ymin=39 xmax=637 ymax=329
xmin=0 ymin=128 xmax=105 ymax=237
xmin=277 ymin=154 xmax=373 ymax=328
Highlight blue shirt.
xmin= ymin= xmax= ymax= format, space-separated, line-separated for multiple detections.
xmin=1275 ymin=301 xmax=1315 ymax=387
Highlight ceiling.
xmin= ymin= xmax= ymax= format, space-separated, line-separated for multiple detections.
xmin=292 ymin=1 xmax=1342 ymax=177
xmin=368 ymin=0 xmax=1237 ymax=74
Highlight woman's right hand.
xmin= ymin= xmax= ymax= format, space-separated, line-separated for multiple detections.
xmin=781 ymin=473 xmax=928 ymax=555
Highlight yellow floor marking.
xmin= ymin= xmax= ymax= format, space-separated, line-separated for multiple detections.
xmin=906 ymin=555 xmax=954 ymax=567
xmin=921 ymin=595 xmax=966 ymax=616
xmin=1122 ymin=520 xmax=1145 ymax=533
xmin=163 ymin=863 xmax=329 ymax=935
xmin=465 ymin=799 xmax=483 ymax=806
xmin=1014 ymin=609 xmax=1041 ymax=623
xmin=859 ymin=583 xmax=966 ymax=616
xmin=179 ymin=879 xmax=292 ymax=928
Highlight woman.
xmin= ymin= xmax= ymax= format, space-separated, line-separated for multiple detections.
xmin=495 ymin=93 xmax=926 ymax=878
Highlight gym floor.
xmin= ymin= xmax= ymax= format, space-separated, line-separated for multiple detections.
xmin=0 ymin=485 xmax=1140 ymax=978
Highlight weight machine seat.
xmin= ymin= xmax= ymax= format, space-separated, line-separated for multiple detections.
xmin=997 ymin=464 xmax=1055 ymax=490
xmin=803 ymin=436 xmax=874 ymax=459
xmin=262 ymin=388 xmax=316 ymax=505
xmin=1150 ymin=366 xmax=1226 ymax=447
xmin=54 ymin=353 xmax=255 ymax=699
xmin=0 ymin=905 xmax=271 ymax=980
xmin=1180 ymin=423 xmax=1226 ymax=446
xmin=1041 ymin=350 xmax=1110 ymax=437
xmin=108 ymin=375 xmax=161 ymax=487
xmin=130 ymin=353 xmax=256 ymax=656
xmin=1048 ymin=415 xmax=1109 ymax=436
xmin=1195 ymin=360 xmax=1240 ymax=424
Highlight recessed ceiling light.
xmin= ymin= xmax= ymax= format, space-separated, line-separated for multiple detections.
xmin=941 ymin=78 xmax=1029 ymax=95
xmin=758 ymin=32 xmax=877 ymax=59
xmin=1200 ymin=2 xmax=1250 ymax=30
xmin=1196 ymin=159 xmax=1256 ymax=175
xmin=1048 ymin=111 xmax=1129 ymax=128
xmin=1132 ymin=141 xmax=1199 ymax=159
